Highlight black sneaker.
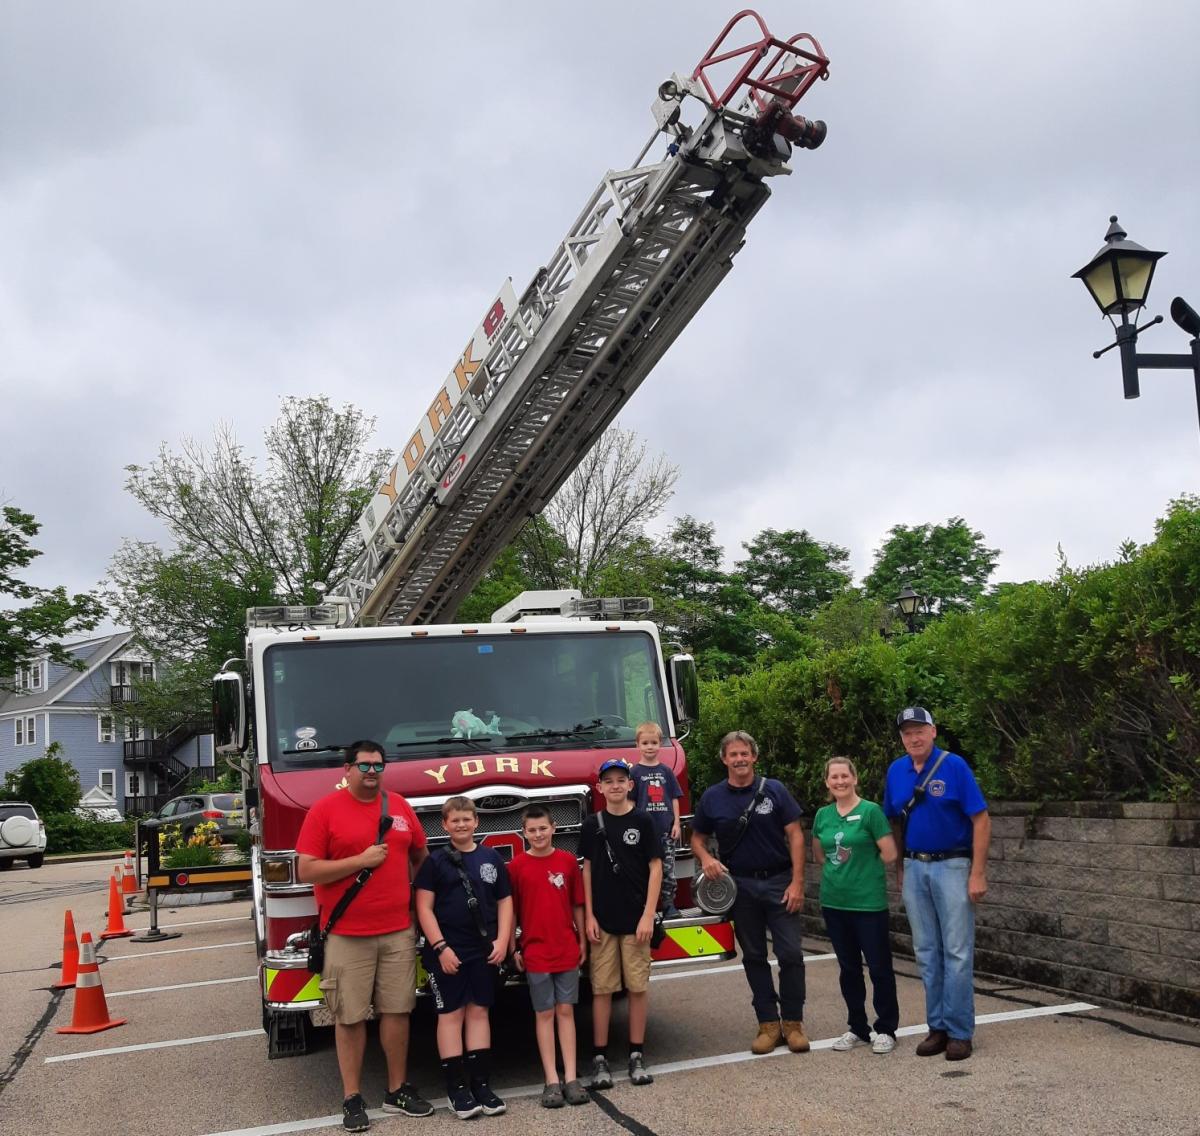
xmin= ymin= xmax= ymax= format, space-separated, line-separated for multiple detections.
xmin=588 ymin=1055 xmax=613 ymax=1091
xmin=342 ymin=1093 xmax=370 ymax=1133
xmin=628 ymin=1053 xmax=654 ymax=1086
xmin=448 ymin=1086 xmax=482 ymax=1120
xmin=382 ymin=1082 xmax=433 ymax=1118
xmin=470 ymin=1081 xmax=506 ymax=1117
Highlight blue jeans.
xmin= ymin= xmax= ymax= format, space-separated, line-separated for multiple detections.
xmin=821 ymin=907 xmax=899 ymax=1039
xmin=731 ymin=871 xmax=806 ymax=1022
xmin=901 ymin=857 xmax=975 ymax=1040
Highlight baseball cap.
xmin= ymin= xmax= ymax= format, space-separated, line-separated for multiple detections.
xmin=896 ymin=706 xmax=935 ymax=729
xmin=597 ymin=758 xmax=633 ymax=778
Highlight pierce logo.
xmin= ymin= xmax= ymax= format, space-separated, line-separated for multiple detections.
xmin=477 ymin=794 xmax=524 ymax=812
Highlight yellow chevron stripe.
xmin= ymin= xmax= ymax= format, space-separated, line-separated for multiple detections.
xmin=296 ymin=972 xmax=323 ymax=1001
xmin=664 ymin=925 xmax=727 ymax=957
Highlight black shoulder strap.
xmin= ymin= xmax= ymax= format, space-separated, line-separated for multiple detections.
xmin=594 ymin=812 xmax=621 ymax=875
xmin=321 ymin=793 xmax=390 ymax=937
xmin=445 ymin=847 xmax=491 ymax=941
xmin=722 ymin=777 xmax=766 ymax=861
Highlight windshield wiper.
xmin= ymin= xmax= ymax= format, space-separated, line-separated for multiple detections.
xmin=280 ymin=744 xmax=352 ymax=756
xmin=387 ymin=736 xmax=496 ymax=751
xmin=503 ymin=721 xmax=610 ymax=747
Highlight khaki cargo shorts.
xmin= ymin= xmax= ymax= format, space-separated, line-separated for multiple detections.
xmin=320 ymin=926 xmax=417 ymax=1024
xmin=589 ymin=929 xmax=651 ymax=995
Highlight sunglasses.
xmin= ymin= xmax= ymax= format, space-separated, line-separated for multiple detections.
xmin=354 ymin=761 xmax=386 ymax=774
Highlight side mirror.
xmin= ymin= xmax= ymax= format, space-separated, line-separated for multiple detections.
xmin=213 ymin=671 xmax=249 ymax=755
xmin=668 ymin=653 xmax=700 ymax=726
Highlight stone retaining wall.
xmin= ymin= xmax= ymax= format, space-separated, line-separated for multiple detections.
xmin=800 ymin=801 xmax=1200 ymax=1021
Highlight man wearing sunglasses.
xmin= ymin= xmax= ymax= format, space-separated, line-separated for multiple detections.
xmin=298 ymin=740 xmax=433 ymax=1130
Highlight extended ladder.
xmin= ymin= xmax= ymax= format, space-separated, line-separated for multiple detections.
xmin=334 ymin=11 xmax=830 ymax=627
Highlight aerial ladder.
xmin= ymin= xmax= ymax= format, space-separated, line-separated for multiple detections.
xmin=332 ymin=11 xmax=831 ymax=628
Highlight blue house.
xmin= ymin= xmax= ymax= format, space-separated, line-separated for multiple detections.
xmin=0 ymin=631 xmax=214 ymax=816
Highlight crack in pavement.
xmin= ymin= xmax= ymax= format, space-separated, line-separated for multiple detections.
xmin=0 ymin=986 xmax=65 ymax=1098
xmin=588 ymin=1088 xmax=662 ymax=1136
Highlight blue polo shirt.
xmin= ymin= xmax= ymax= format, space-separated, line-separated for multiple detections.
xmin=883 ymin=747 xmax=987 ymax=854
xmin=692 ymin=777 xmax=801 ymax=876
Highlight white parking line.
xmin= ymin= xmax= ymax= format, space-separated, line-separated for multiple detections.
xmin=650 ymin=952 xmax=836 ymax=982
xmin=101 ymin=940 xmax=254 ymax=961
xmin=108 ymin=976 xmax=258 ymax=999
xmin=186 ymin=1001 xmax=1097 ymax=1136
xmin=156 ymin=915 xmax=249 ymax=929
xmin=44 ymin=1029 xmax=260 ymax=1063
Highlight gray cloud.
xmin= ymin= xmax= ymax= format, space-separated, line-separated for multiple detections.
xmin=2 ymin=0 xmax=1197 ymax=610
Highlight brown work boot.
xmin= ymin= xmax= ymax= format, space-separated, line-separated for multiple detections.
xmin=750 ymin=1020 xmax=784 ymax=1055
xmin=945 ymin=1037 xmax=973 ymax=1061
xmin=915 ymin=1029 xmax=949 ymax=1057
xmin=781 ymin=1020 xmax=810 ymax=1053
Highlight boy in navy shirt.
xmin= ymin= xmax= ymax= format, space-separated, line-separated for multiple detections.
xmin=415 ymin=796 xmax=513 ymax=1119
xmin=630 ymin=721 xmax=683 ymax=919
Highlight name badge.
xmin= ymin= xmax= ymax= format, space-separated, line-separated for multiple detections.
xmin=846 ymin=814 xmax=861 ymax=822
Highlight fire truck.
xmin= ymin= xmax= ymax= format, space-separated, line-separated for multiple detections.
xmin=212 ymin=10 xmax=830 ymax=1057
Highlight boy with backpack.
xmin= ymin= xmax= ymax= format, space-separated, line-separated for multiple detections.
xmin=508 ymin=804 xmax=590 ymax=1108
xmin=579 ymin=758 xmax=662 ymax=1091
xmin=414 ymin=796 xmax=513 ymax=1119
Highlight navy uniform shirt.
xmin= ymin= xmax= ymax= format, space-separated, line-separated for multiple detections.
xmin=630 ymin=763 xmax=683 ymax=838
xmin=883 ymin=747 xmax=987 ymax=853
xmin=414 ymin=845 xmax=511 ymax=958
xmin=692 ymin=777 xmax=802 ymax=876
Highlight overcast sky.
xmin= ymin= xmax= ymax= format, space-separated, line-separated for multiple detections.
xmin=3 ymin=0 xmax=1199 ymax=615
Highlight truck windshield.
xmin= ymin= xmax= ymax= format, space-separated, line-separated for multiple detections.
xmin=263 ymin=630 xmax=669 ymax=772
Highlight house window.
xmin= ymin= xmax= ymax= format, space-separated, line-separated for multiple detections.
xmin=15 ymin=716 xmax=36 ymax=746
xmin=125 ymin=772 xmax=141 ymax=797
xmin=111 ymin=660 xmax=155 ymax=686
xmin=98 ymin=714 xmax=115 ymax=743
xmin=98 ymin=769 xmax=116 ymax=797
xmin=13 ymin=663 xmax=45 ymax=692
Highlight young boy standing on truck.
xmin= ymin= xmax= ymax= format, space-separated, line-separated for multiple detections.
xmin=415 ymin=797 xmax=513 ymax=1120
xmin=630 ymin=721 xmax=683 ymax=918
xmin=508 ymin=805 xmax=590 ymax=1108
xmin=579 ymin=758 xmax=662 ymax=1091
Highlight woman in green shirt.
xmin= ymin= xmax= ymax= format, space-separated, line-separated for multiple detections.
xmin=812 ymin=756 xmax=900 ymax=1054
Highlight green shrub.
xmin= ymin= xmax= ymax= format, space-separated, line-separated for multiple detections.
xmin=44 ymin=812 xmax=136 ymax=854
xmin=164 ymin=843 xmax=219 ymax=869
xmin=3 ymin=747 xmax=81 ymax=814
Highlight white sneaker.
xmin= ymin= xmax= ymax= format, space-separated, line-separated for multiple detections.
xmin=871 ymin=1032 xmax=896 ymax=1054
xmin=831 ymin=1031 xmax=869 ymax=1051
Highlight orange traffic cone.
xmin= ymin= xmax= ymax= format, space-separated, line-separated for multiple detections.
xmin=121 ymin=851 xmax=137 ymax=897
xmin=53 ymin=910 xmax=80 ymax=989
xmin=99 ymin=873 xmax=133 ymax=940
xmin=56 ymin=933 xmax=126 ymax=1034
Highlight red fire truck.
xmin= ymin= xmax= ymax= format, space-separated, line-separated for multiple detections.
xmin=213 ymin=10 xmax=830 ymax=1057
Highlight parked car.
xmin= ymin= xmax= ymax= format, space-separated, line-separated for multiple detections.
xmin=0 ymin=802 xmax=47 ymax=869
xmin=154 ymin=793 xmax=245 ymax=842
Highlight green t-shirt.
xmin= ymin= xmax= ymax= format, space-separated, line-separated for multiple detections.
xmin=812 ymin=799 xmax=890 ymax=912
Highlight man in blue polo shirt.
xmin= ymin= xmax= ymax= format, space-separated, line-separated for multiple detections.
xmin=690 ymin=730 xmax=808 ymax=1057
xmin=884 ymin=707 xmax=990 ymax=1062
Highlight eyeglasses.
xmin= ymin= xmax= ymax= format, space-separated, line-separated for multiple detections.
xmin=354 ymin=761 xmax=386 ymax=774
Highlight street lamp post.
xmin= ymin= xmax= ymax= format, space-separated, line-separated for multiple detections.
xmin=893 ymin=584 xmax=926 ymax=633
xmin=1073 ymin=216 xmax=1200 ymax=440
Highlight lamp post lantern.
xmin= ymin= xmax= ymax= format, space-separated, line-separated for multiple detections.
xmin=893 ymin=584 xmax=926 ymax=633
xmin=1074 ymin=216 xmax=1200 ymax=437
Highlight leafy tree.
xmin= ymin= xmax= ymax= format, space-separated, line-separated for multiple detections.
xmin=122 ymin=396 xmax=392 ymax=601
xmin=863 ymin=517 xmax=999 ymax=615
xmin=2 ymin=744 xmax=82 ymax=813
xmin=518 ymin=428 xmax=678 ymax=592
xmin=1 ymin=506 xmax=104 ymax=692
xmin=737 ymin=528 xmax=852 ymax=617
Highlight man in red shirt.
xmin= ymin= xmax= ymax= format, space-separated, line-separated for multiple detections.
xmin=296 ymin=740 xmax=432 ymax=1132
xmin=508 ymin=804 xmax=589 ymax=1108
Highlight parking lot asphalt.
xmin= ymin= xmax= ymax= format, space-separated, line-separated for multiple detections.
xmin=3 ymin=859 xmax=1199 ymax=1136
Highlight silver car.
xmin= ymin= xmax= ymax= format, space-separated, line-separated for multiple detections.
xmin=154 ymin=792 xmax=245 ymax=842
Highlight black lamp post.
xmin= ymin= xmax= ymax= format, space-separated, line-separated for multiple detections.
xmin=894 ymin=584 xmax=925 ymax=633
xmin=1073 ymin=216 xmax=1200 ymax=439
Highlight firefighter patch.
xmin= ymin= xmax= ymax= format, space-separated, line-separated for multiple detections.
xmin=928 ymin=780 xmax=947 ymax=797
xmin=755 ymin=797 xmax=775 ymax=815
xmin=391 ymin=816 xmax=409 ymax=832
xmin=480 ymin=862 xmax=498 ymax=884
xmin=623 ymin=828 xmax=641 ymax=846
xmin=548 ymin=871 xmax=565 ymax=889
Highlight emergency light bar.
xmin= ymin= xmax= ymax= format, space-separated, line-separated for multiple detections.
xmin=246 ymin=603 xmax=345 ymax=629
xmin=559 ymin=596 xmax=654 ymax=619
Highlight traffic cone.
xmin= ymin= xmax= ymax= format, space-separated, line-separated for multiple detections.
xmin=99 ymin=873 xmax=133 ymax=940
xmin=121 ymin=851 xmax=137 ymax=897
xmin=53 ymin=910 xmax=80 ymax=989
xmin=56 ymin=933 xmax=126 ymax=1034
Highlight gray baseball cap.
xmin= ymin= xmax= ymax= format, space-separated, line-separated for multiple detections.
xmin=896 ymin=706 xmax=935 ymax=729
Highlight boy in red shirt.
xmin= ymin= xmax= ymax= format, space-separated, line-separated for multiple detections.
xmin=508 ymin=804 xmax=590 ymax=1108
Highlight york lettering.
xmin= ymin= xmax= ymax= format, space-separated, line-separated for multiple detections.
xmin=422 ymin=757 xmax=555 ymax=783
xmin=402 ymin=432 xmax=426 ymax=474
xmin=377 ymin=464 xmax=400 ymax=505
